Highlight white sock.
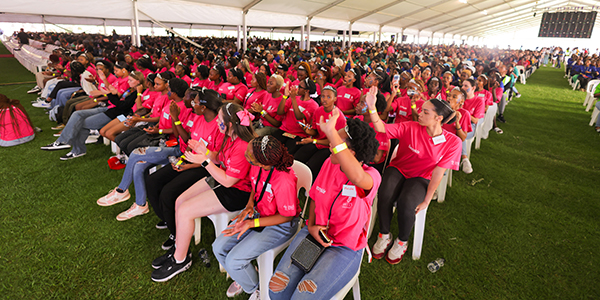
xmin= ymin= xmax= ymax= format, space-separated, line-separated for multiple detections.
xmin=175 ymin=257 xmax=185 ymax=264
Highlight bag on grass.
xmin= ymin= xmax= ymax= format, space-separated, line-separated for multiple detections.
xmin=0 ymin=94 xmax=35 ymax=147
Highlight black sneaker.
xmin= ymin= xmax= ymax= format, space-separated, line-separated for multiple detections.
xmin=162 ymin=234 xmax=175 ymax=250
xmin=151 ymin=252 xmax=192 ymax=282
xmin=41 ymin=141 xmax=70 ymax=151
xmin=496 ymin=114 xmax=506 ymax=123
xmin=60 ymin=151 xmax=86 ymax=160
xmin=152 ymin=246 xmax=175 ymax=269
xmin=156 ymin=221 xmax=168 ymax=230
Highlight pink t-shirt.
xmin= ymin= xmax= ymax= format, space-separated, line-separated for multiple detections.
xmin=310 ymin=106 xmax=347 ymax=149
xmin=332 ymin=77 xmax=344 ymax=89
xmin=149 ymin=93 xmax=170 ymax=118
xmin=158 ymin=100 xmax=191 ymax=130
xmin=441 ymin=108 xmax=472 ymax=136
xmin=179 ymin=115 xmax=220 ymax=154
xmin=391 ymin=96 xmax=424 ymax=123
xmin=491 ymin=87 xmax=503 ymax=103
xmin=244 ymin=73 xmax=253 ymax=87
xmin=249 ymin=166 xmax=300 ymax=218
xmin=218 ymin=82 xmax=248 ymax=102
xmin=117 ymin=77 xmax=130 ymax=95
xmin=336 ymin=86 xmax=362 ymax=114
xmin=214 ymin=137 xmax=252 ymax=192
xmin=385 ymin=121 xmax=462 ymax=179
xmin=243 ymin=88 xmax=268 ymax=110
xmin=463 ymin=96 xmax=485 ymax=119
xmin=206 ymin=80 xmax=224 ymax=91
xmin=191 ymin=78 xmax=211 ymax=89
xmin=260 ymin=94 xmax=284 ymax=128
xmin=141 ymin=69 xmax=153 ymax=79
xmin=98 ymin=73 xmax=118 ymax=91
xmin=279 ymin=97 xmax=319 ymax=137
xmin=179 ymin=75 xmax=192 ymax=87
xmin=310 ymin=158 xmax=381 ymax=251
xmin=141 ymin=91 xmax=163 ymax=110
xmin=475 ymin=90 xmax=493 ymax=106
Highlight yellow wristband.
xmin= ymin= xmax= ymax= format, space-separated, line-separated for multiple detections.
xmin=159 ymin=129 xmax=163 ymax=134
xmin=283 ymin=95 xmax=288 ymax=100
xmin=312 ymin=139 xmax=317 ymax=144
xmin=261 ymin=110 xmax=267 ymax=116
xmin=93 ymin=99 xmax=97 ymax=103
xmin=411 ymin=104 xmax=417 ymax=109
xmin=254 ymin=218 xmax=260 ymax=227
xmin=52 ymin=73 xmax=56 ymax=76
xmin=205 ymin=149 xmax=210 ymax=156
xmin=103 ymin=94 xmax=107 ymax=97
xmin=332 ymin=142 xmax=348 ymax=154
xmin=174 ymin=120 xmax=182 ymax=126
xmin=369 ymin=109 xmax=377 ymax=114
xmin=137 ymin=93 xmax=142 ymax=97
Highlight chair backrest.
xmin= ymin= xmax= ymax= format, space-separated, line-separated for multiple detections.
xmin=588 ymin=80 xmax=600 ymax=94
xmin=390 ymin=144 xmax=399 ymax=161
xmin=292 ymin=160 xmax=312 ymax=220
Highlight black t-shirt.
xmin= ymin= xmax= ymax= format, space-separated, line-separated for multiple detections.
xmin=17 ymin=32 xmax=29 ymax=44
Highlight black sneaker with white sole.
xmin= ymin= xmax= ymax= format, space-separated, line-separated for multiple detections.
xmin=156 ymin=221 xmax=168 ymax=229
xmin=152 ymin=246 xmax=176 ymax=269
xmin=162 ymin=234 xmax=175 ymax=250
xmin=60 ymin=152 xmax=86 ymax=160
xmin=151 ymin=252 xmax=192 ymax=282
xmin=41 ymin=141 xmax=70 ymax=151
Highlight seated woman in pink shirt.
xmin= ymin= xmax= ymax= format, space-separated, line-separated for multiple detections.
xmin=366 ymin=86 xmax=462 ymax=265
xmin=442 ymin=87 xmax=473 ymax=142
xmin=460 ymin=78 xmax=485 ymax=174
xmin=213 ymin=136 xmax=300 ymax=299
xmin=269 ymin=108 xmax=381 ymax=299
xmin=336 ymin=67 xmax=363 ymax=117
xmin=243 ymin=73 xmax=268 ymax=111
xmin=207 ymin=65 xmax=227 ymax=91
xmin=249 ymin=74 xmax=284 ymax=136
xmin=220 ymin=68 xmax=249 ymax=105
xmin=190 ymin=65 xmax=211 ymax=89
xmin=150 ymin=103 xmax=255 ymax=282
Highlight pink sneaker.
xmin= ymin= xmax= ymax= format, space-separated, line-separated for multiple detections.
xmin=116 ymin=203 xmax=149 ymax=221
xmin=97 ymin=188 xmax=130 ymax=206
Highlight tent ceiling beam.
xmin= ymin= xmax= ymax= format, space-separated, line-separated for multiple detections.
xmin=308 ymin=0 xmax=346 ymax=19
xmin=350 ymin=0 xmax=408 ymax=23
xmin=380 ymin=0 xmax=449 ymax=27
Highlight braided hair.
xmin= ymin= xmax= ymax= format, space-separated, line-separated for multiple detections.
xmin=251 ymin=135 xmax=294 ymax=172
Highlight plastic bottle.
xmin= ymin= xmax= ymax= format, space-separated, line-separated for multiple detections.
xmin=168 ymin=156 xmax=179 ymax=165
xmin=198 ymin=248 xmax=211 ymax=268
xmin=159 ymin=138 xmax=166 ymax=147
xmin=427 ymin=258 xmax=445 ymax=273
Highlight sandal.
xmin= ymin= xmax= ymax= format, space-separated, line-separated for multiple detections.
xmin=494 ymin=127 xmax=503 ymax=134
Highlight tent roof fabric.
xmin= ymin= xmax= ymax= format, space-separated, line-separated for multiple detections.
xmin=2 ymin=0 xmax=599 ymax=38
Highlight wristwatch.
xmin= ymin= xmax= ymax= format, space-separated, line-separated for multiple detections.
xmin=201 ymin=158 xmax=211 ymax=168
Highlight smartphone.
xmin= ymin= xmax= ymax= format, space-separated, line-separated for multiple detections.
xmin=297 ymin=121 xmax=309 ymax=129
xmin=393 ymin=74 xmax=400 ymax=83
xmin=116 ymin=115 xmax=127 ymax=122
xmin=318 ymin=228 xmax=331 ymax=244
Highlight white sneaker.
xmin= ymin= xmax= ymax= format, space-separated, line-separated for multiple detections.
xmin=372 ymin=233 xmax=392 ymax=259
xmin=116 ymin=203 xmax=149 ymax=221
xmin=97 ymin=188 xmax=131 ymax=206
xmin=248 ymin=290 xmax=260 ymax=300
xmin=226 ymin=281 xmax=243 ymax=298
xmin=385 ymin=239 xmax=408 ymax=265
xmin=27 ymin=86 xmax=41 ymax=94
xmin=41 ymin=141 xmax=70 ymax=151
xmin=60 ymin=151 xmax=86 ymax=160
xmin=85 ymin=135 xmax=99 ymax=144
xmin=461 ymin=158 xmax=473 ymax=174
xmin=32 ymin=101 xmax=51 ymax=108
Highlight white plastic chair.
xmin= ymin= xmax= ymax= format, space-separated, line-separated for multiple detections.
xmin=583 ymin=80 xmax=599 ymax=108
xmin=256 ymin=160 xmax=312 ymax=300
xmin=330 ymin=250 xmax=364 ymax=300
xmin=474 ymin=118 xmax=486 ymax=150
xmin=194 ymin=210 xmax=240 ymax=272
xmin=589 ymin=105 xmax=599 ymax=127
xmin=515 ymin=66 xmax=526 ymax=84
xmin=481 ymin=103 xmax=498 ymax=140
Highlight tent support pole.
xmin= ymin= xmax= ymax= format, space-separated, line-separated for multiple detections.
xmin=133 ymin=0 xmax=141 ymax=46
xmin=300 ymin=25 xmax=305 ymax=50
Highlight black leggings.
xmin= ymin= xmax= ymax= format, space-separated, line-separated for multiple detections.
xmin=145 ymin=165 xmax=209 ymax=236
xmin=293 ymin=144 xmax=331 ymax=181
xmin=49 ymin=80 xmax=80 ymax=99
xmin=377 ymin=167 xmax=430 ymax=242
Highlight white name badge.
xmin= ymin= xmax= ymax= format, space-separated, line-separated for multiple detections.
xmin=398 ymin=110 xmax=408 ymax=116
xmin=344 ymin=93 xmax=351 ymax=99
xmin=228 ymin=86 xmax=235 ymax=90
xmin=298 ymin=106 xmax=306 ymax=113
xmin=342 ymin=184 xmax=357 ymax=197
xmin=143 ymin=95 xmax=150 ymax=100
xmin=163 ymin=112 xmax=170 ymax=119
xmin=186 ymin=120 xmax=194 ymax=127
xmin=432 ymin=134 xmax=446 ymax=145
xmin=199 ymin=138 xmax=208 ymax=146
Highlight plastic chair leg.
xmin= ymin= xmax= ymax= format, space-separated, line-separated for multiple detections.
xmin=590 ymin=106 xmax=600 ymax=127
xmin=448 ymin=169 xmax=453 ymax=188
xmin=257 ymin=250 xmax=275 ymax=300
xmin=586 ymin=98 xmax=596 ymax=112
xmin=436 ymin=172 xmax=448 ymax=203
xmin=412 ymin=207 xmax=428 ymax=261
xmin=352 ymin=279 xmax=361 ymax=300
xmin=194 ymin=217 xmax=202 ymax=245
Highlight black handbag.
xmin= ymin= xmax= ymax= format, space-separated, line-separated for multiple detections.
xmin=290 ymin=180 xmax=348 ymax=273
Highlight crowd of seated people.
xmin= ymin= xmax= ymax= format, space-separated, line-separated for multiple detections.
xmin=18 ymin=30 xmax=539 ymax=299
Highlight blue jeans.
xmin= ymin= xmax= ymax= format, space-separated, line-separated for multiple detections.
xmin=461 ymin=121 xmax=477 ymax=156
xmin=269 ymin=227 xmax=364 ymax=300
xmin=213 ymin=217 xmax=299 ymax=294
xmin=57 ymin=107 xmax=110 ymax=155
xmin=51 ymin=87 xmax=80 ymax=109
xmin=596 ymin=102 xmax=600 ymax=128
xmin=118 ymin=146 xmax=182 ymax=206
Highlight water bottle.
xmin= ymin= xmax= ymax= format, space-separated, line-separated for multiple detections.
xmin=198 ymin=248 xmax=211 ymax=268
xmin=427 ymin=258 xmax=445 ymax=273
xmin=168 ymin=156 xmax=179 ymax=165
xmin=159 ymin=138 xmax=166 ymax=148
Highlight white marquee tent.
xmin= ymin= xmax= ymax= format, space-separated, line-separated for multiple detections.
xmin=2 ymin=0 xmax=600 ymax=48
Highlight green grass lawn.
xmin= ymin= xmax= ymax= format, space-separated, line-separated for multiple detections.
xmin=1 ymin=44 xmax=599 ymax=299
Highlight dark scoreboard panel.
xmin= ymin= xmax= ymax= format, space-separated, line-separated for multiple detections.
xmin=538 ymin=11 xmax=597 ymax=38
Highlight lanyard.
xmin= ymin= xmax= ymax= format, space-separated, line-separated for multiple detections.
xmin=254 ymin=167 xmax=275 ymax=207
xmin=325 ymin=180 xmax=350 ymax=232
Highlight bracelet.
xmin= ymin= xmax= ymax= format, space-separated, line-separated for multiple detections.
xmin=137 ymin=93 xmax=142 ymax=97
xmin=456 ymin=127 xmax=462 ymax=131
xmin=52 ymin=73 xmax=56 ymax=76
xmin=205 ymin=149 xmax=210 ymax=156
xmin=369 ymin=109 xmax=377 ymax=114
xmin=93 ymin=99 xmax=97 ymax=103
xmin=174 ymin=120 xmax=182 ymax=126
xmin=254 ymin=218 xmax=260 ymax=228
xmin=283 ymin=95 xmax=288 ymax=100
xmin=411 ymin=104 xmax=417 ymax=109
xmin=201 ymin=158 xmax=211 ymax=168
xmin=261 ymin=110 xmax=267 ymax=116
xmin=159 ymin=129 xmax=163 ymax=135
xmin=312 ymin=139 xmax=317 ymax=144
xmin=103 ymin=94 xmax=107 ymax=97
xmin=332 ymin=142 xmax=348 ymax=154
